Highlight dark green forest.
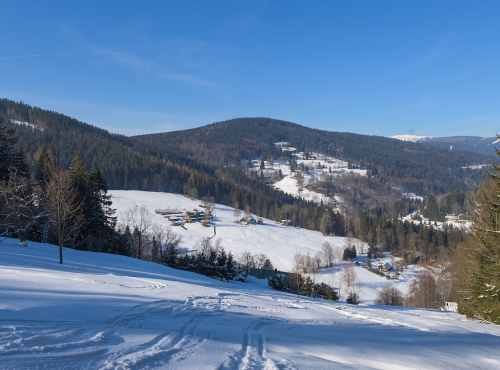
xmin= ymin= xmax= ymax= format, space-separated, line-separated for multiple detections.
xmin=135 ymin=117 xmax=490 ymax=195
xmin=0 ymin=99 xmax=330 ymax=232
xmin=0 ymin=98 xmax=484 ymax=260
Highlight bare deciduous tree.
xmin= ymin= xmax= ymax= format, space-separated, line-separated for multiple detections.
xmin=244 ymin=205 xmax=251 ymax=219
xmin=162 ymin=225 xmax=182 ymax=262
xmin=375 ymin=286 xmax=403 ymax=306
xmin=122 ymin=205 xmax=154 ymax=260
xmin=321 ymin=242 xmax=334 ymax=267
xmin=239 ymin=251 xmax=255 ymax=274
xmin=405 ymin=272 xmax=444 ymax=309
xmin=342 ymin=261 xmax=356 ymax=291
xmin=41 ymin=171 xmax=84 ymax=264
xmin=233 ymin=204 xmax=241 ymax=223
xmin=314 ymin=252 xmax=323 ymax=270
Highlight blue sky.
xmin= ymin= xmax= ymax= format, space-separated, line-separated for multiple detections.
xmin=2 ymin=1 xmax=500 ymax=137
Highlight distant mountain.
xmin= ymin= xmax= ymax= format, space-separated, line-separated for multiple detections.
xmin=389 ymin=135 xmax=435 ymax=142
xmin=391 ymin=134 xmax=499 ymax=157
xmin=420 ymin=136 xmax=499 ymax=157
xmin=135 ymin=118 xmax=490 ymax=194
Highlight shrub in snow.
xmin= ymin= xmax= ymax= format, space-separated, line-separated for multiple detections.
xmin=374 ymin=286 xmax=403 ymax=306
xmin=267 ymin=273 xmax=291 ymax=292
xmin=346 ymin=291 xmax=359 ymax=305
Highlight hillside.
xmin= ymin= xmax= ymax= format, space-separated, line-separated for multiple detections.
xmin=134 ymin=117 xmax=490 ymax=194
xmin=0 ymin=99 xmax=208 ymax=190
xmin=391 ymin=134 xmax=500 ymax=158
xmin=420 ymin=136 xmax=500 ymax=157
xmin=109 ymin=190 xmax=426 ymax=303
xmin=1 ymin=238 xmax=499 ymax=369
xmin=2 ymin=98 xmax=491 ymax=197
xmin=1 ymin=100 xmax=312 ymax=227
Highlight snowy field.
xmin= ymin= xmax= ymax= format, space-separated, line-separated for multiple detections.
xmin=251 ymin=153 xmax=367 ymax=206
xmin=110 ymin=191 xmax=425 ymax=303
xmin=1 ymin=239 xmax=500 ymax=369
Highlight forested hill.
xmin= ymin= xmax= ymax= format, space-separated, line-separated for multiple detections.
xmin=0 ymin=99 xmax=314 ymax=225
xmin=1 ymin=98 xmax=492 ymax=196
xmin=134 ymin=117 xmax=491 ymax=194
xmin=417 ymin=136 xmax=500 ymax=157
xmin=0 ymin=99 xmax=214 ymax=190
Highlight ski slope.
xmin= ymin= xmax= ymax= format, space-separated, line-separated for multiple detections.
xmin=1 ymin=239 xmax=500 ymax=369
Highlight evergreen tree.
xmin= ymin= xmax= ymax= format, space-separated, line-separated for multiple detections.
xmin=36 ymin=145 xmax=55 ymax=188
xmin=453 ymin=166 xmax=500 ymax=323
xmin=0 ymin=118 xmax=19 ymax=180
xmin=216 ymin=248 xmax=227 ymax=281
xmin=226 ymin=252 xmax=236 ymax=281
xmin=69 ymin=152 xmax=90 ymax=249
xmin=12 ymin=147 xmax=30 ymax=179
xmin=68 ymin=152 xmax=116 ymax=252
xmin=324 ymin=286 xmax=339 ymax=301
xmin=88 ymin=167 xmax=117 ymax=252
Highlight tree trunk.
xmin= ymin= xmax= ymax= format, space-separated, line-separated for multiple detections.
xmin=59 ymin=245 xmax=63 ymax=264
xmin=17 ymin=230 xmax=26 ymax=244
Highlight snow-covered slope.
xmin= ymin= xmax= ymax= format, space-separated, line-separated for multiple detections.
xmin=389 ymin=135 xmax=434 ymax=142
xmin=1 ymin=239 xmax=499 ymax=369
xmin=110 ymin=190 xmax=343 ymax=272
xmin=109 ymin=190 xmax=424 ymax=303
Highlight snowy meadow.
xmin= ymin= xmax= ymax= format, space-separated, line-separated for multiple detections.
xmin=1 ymin=239 xmax=500 ymax=369
xmin=1 ymin=191 xmax=500 ymax=369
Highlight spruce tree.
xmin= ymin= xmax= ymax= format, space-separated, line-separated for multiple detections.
xmin=13 ymin=147 xmax=30 ymax=179
xmin=88 ymin=167 xmax=116 ymax=252
xmin=0 ymin=118 xmax=19 ymax=180
xmin=69 ymin=152 xmax=90 ymax=249
xmin=68 ymin=152 xmax=116 ymax=252
xmin=36 ymin=145 xmax=55 ymax=188
xmin=453 ymin=146 xmax=500 ymax=324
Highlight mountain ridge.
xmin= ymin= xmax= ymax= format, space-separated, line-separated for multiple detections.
xmin=0 ymin=98 xmax=492 ymax=196
xmin=134 ymin=117 xmax=490 ymax=195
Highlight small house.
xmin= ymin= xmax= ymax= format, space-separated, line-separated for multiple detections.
xmin=445 ymin=214 xmax=458 ymax=222
xmin=458 ymin=214 xmax=472 ymax=223
xmin=239 ymin=216 xmax=256 ymax=225
xmin=377 ymin=262 xmax=392 ymax=272
xmin=185 ymin=210 xmax=205 ymax=222
xmin=444 ymin=302 xmax=458 ymax=312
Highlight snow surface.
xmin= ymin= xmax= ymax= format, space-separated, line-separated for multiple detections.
xmin=9 ymin=118 xmax=43 ymax=133
xmin=1 ymin=238 xmax=500 ymax=369
xmin=267 ymin=155 xmax=367 ymax=207
xmin=389 ymin=135 xmax=434 ymax=142
xmin=109 ymin=191 xmax=424 ymax=303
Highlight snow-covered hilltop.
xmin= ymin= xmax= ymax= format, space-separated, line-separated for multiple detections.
xmin=389 ymin=134 xmax=434 ymax=142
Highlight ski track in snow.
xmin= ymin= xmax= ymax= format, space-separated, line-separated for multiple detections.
xmin=2 ymin=190 xmax=500 ymax=370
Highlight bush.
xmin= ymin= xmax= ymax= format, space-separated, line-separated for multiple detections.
xmin=346 ymin=291 xmax=359 ymax=305
xmin=405 ymin=272 xmax=446 ymax=309
xmin=342 ymin=246 xmax=357 ymax=261
xmin=324 ymin=286 xmax=339 ymax=301
xmin=267 ymin=273 xmax=290 ymax=292
xmin=374 ymin=286 xmax=403 ymax=306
